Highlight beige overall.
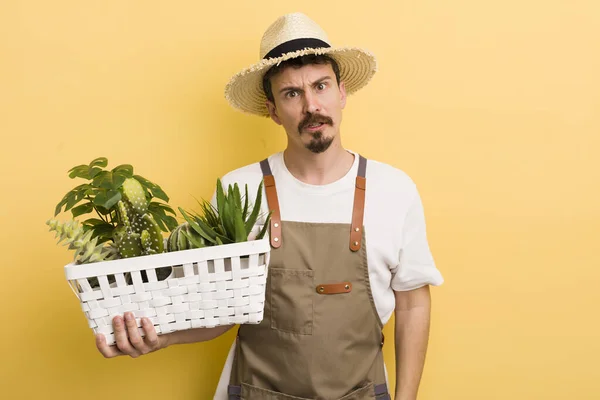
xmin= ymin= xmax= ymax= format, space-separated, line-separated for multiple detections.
xmin=228 ymin=155 xmax=391 ymax=400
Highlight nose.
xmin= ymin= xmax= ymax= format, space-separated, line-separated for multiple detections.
xmin=303 ymin=90 xmax=321 ymax=114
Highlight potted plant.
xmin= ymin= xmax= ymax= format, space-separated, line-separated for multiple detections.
xmin=47 ymin=157 xmax=272 ymax=345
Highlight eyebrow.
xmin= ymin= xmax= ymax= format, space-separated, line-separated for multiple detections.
xmin=278 ymin=75 xmax=333 ymax=95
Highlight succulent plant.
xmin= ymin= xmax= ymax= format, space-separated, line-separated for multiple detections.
xmin=166 ymin=222 xmax=207 ymax=251
xmin=46 ymin=219 xmax=118 ymax=264
xmin=112 ymin=177 xmax=164 ymax=258
xmin=175 ymin=179 xmax=271 ymax=248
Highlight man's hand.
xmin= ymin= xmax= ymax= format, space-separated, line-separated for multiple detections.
xmin=95 ymin=311 xmax=168 ymax=358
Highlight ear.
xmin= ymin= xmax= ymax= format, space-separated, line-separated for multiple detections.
xmin=339 ymin=81 xmax=347 ymax=109
xmin=266 ymin=100 xmax=282 ymax=125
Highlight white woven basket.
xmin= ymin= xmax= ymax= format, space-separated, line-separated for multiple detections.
xmin=64 ymin=228 xmax=270 ymax=346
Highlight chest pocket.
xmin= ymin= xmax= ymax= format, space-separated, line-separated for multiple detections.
xmin=269 ymin=268 xmax=314 ymax=335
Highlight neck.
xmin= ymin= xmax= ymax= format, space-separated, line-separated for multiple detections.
xmin=283 ymin=141 xmax=355 ymax=185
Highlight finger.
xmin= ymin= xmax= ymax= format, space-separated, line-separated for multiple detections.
xmin=141 ymin=317 xmax=160 ymax=350
xmin=113 ymin=315 xmax=141 ymax=357
xmin=95 ymin=333 xmax=124 ymax=358
xmin=124 ymin=312 xmax=149 ymax=354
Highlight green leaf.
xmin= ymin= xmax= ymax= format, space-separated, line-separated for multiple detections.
xmin=149 ymin=201 xmax=176 ymax=216
xmin=89 ymin=222 xmax=115 ymax=240
xmin=179 ymin=208 xmax=217 ymax=244
xmin=88 ymin=167 xmax=103 ymax=179
xmin=54 ymin=191 xmax=72 ymax=216
xmin=64 ymin=192 xmax=80 ymax=212
xmin=96 ymin=206 xmax=112 ymax=215
xmin=214 ymin=232 xmax=233 ymax=244
xmin=92 ymin=171 xmax=111 ymax=189
xmin=68 ymin=165 xmax=90 ymax=180
xmin=163 ymin=215 xmax=178 ymax=231
xmin=84 ymin=187 xmax=98 ymax=196
xmin=92 ymin=192 xmax=107 ymax=206
xmin=148 ymin=202 xmax=167 ymax=218
xmin=233 ymin=202 xmax=247 ymax=242
xmin=112 ymin=164 xmax=134 ymax=178
xmin=92 ymin=171 xmax=127 ymax=190
xmin=103 ymin=190 xmax=122 ymax=209
xmin=233 ymin=183 xmax=242 ymax=211
xmin=146 ymin=205 xmax=169 ymax=232
xmin=181 ymin=229 xmax=206 ymax=248
xmin=92 ymin=190 xmax=121 ymax=210
xmin=89 ymin=157 xmax=108 ymax=168
xmin=154 ymin=216 xmax=166 ymax=232
xmin=198 ymin=199 xmax=219 ymax=227
xmin=244 ymin=180 xmax=263 ymax=235
xmin=81 ymin=218 xmax=107 ymax=227
xmin=256 ymin=211 xmax=272 ymax=240
xmin=227 ymin=184 xmax=234 ymax=203
xmin=148 ymin=202 xmax=178 ymax=232
xmin=112 ymin=171 xmax=131 ymax=187
xmin=71 ymin=202 xmax=94 ymax=218
xmin=221 ymin=198 xmax=235 ymax=239
xmin=242 ymin=184 xmax=249 ymax=220
xmin=216 ymin=179 xmax=226 ymax=221
xmin=133 ymin=175 xmax=169 ymax=202
xmin=54 ymin=184 xmax=92 ymax=216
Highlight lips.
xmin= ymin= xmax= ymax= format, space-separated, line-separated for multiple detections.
xmin=305 ymin=122 xmax=325 ymax=131
xmin=298 ymin=114 xmax=333 ymax=133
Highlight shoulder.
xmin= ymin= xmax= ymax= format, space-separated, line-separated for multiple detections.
xmin=363 ymin=155 xmax=418 ymax=197
xmin=218 ymin=153 xmax=279 ymax=190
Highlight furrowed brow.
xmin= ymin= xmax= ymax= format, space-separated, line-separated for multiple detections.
xmin=312 ymin=76 xmax=332 ymax=87
xmin=279 ymin=85 xmax=302 ymax=95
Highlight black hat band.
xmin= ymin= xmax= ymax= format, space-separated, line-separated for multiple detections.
xmin=263 ymin=38 xmax=331 ymax=60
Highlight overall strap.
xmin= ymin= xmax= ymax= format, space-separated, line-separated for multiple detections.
xmin=350 ymin=155 xmax=367 ymax=252
xmin=260 ymin=154 xmax=367 ymax=251
xmin=259 ymin=159 xmax=282 ymax=248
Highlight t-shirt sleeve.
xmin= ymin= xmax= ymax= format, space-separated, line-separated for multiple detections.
xmin=391 ymin=186 xmax=444 ymax=291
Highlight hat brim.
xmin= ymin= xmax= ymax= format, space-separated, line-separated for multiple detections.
xmin=224 ymin=47 xmax=377 ymax=117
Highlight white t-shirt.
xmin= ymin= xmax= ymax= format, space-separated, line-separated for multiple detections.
xmin=211 ymin=150 xmax=444 ymax=399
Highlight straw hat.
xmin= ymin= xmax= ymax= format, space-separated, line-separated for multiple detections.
xmin=224 ymin=12 xmax=377 ymax=117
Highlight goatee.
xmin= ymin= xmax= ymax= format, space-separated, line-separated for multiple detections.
xmin=306 ymin=132 xmax=333 ymax=153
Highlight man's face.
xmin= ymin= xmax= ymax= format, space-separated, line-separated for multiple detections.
xmin=265 ymin=62 xmax=347 ymax=154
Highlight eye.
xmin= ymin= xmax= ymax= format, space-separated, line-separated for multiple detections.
xmin=317 ymin=82 xmax=327 ymax=90
xmin=286 ymin=90 xmax=298 ymax=98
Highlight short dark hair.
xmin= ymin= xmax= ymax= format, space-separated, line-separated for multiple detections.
xmin=262 ymin=54 xmax=341 ymax=103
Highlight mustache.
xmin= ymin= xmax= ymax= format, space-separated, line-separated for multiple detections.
xmin=298 ymin=113 xmax=333 ymax=131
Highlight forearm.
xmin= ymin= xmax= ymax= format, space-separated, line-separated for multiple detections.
xmin=394 ymin=286 xmax=431 ymax=400
xmin=164 ymin=324 xmax=235 ymax=346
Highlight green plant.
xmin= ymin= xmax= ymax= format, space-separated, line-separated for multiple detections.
xmin=166 ymin=222 xmax=207 ymax=251
xmin=49 ymin=157 xmax=178 ymax=262
xmin=53 ymin=157 xmax=177 ymax=243
xmin=46 ymin=219 xmax=118 ymax=264
xmin=175 ymin=179 xmax=270 ymax=248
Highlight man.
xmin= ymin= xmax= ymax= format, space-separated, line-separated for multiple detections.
xmin=96 ymin=12 xmax=443 ymax=400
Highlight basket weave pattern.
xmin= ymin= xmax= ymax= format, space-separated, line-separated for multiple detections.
xmin=65 ymin=238 xmax=270 ymax=346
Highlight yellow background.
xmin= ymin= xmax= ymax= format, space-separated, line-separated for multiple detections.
xmin=1 ymin=0 xmax=598 ymax=399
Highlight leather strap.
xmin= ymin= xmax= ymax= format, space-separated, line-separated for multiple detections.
xmin=260 ymin=159 xmax=282 ymax=248
xmin=350 ymin=155 xmax=367 ymax=252
xmin=316 ymin=282 xmax=352 ymax=294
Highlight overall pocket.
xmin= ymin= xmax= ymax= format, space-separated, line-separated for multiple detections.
xmin=270 ymin=268 xmax=314 ymax=335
